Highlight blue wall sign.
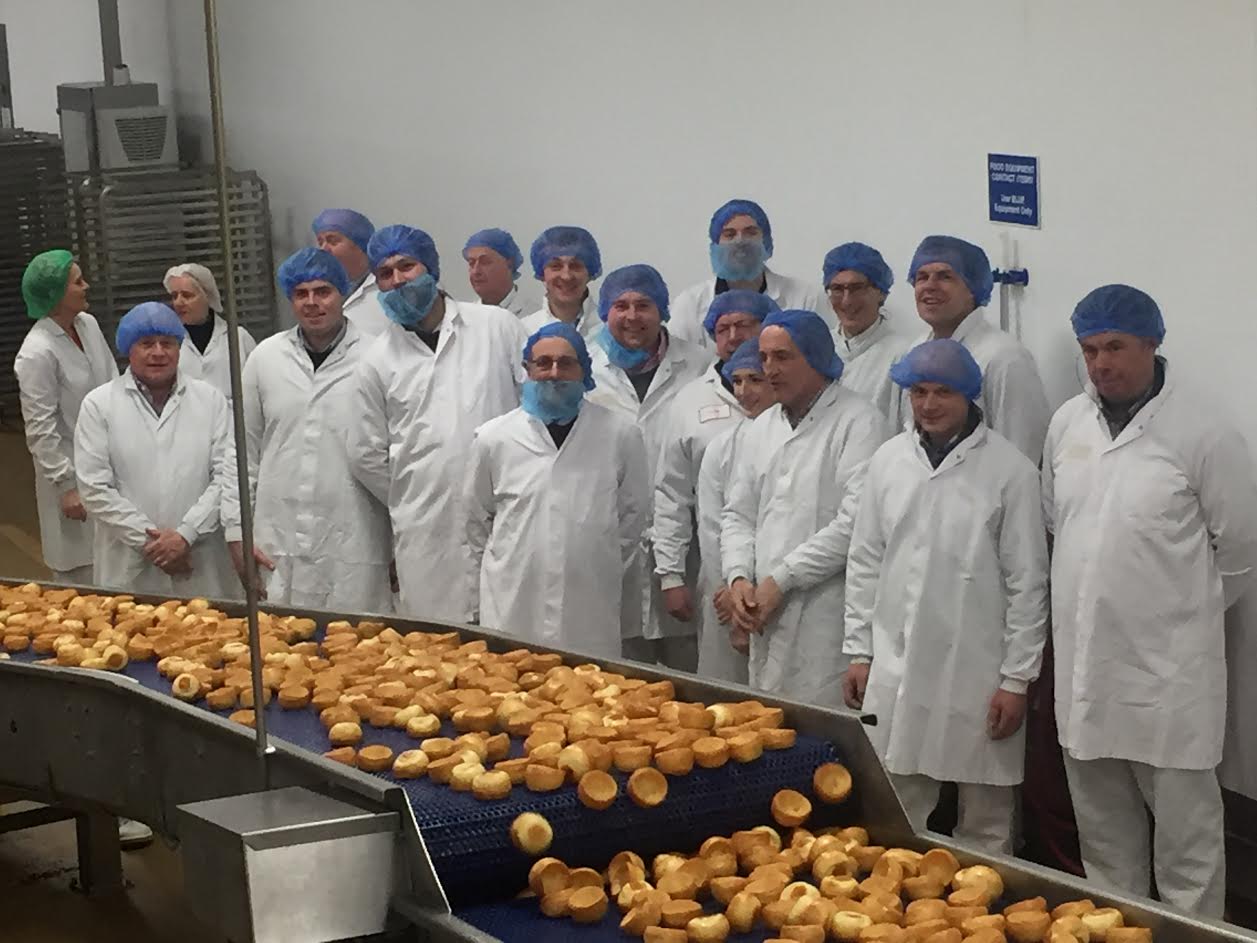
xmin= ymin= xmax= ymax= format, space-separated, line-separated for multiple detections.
xmin=988 ymin=154 xmax=1039 ymax=227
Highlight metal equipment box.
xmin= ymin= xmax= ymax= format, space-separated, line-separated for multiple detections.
xmin=178 ymin=787 xmax=399 ymax=943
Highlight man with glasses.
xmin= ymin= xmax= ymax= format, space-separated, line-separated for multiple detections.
xmin=824 ymin=243 xmax=910 ymax=425
xmin=466 ymin=322 xmax=649 ymax=658
xmin=903 ymin=236 xmax=1050 ymax=464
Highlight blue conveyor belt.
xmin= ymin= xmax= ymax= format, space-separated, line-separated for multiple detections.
xmin=11 ymin=647 xmax=843 ymax=906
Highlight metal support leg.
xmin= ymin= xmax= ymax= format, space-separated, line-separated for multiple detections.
xmin=74 ymin=810 xmax=124 ymax=897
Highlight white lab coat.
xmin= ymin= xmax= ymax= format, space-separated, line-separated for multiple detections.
xmin=492 ymin=283 xmax=537 ymax=319
xmin=653 ymin=363 xmax=743 ymax=584
xmin=670 ymin=268 xmax=827 ymax=352
xmin=14 ymin=314 xmax=119 ymax=573
xmin=343 ymin=275 xmax=391 ymax=337
xmin=1042 ymin=364 xmax=1257 ymax=770
xmin=74 ymin=371 xmax=236 ymax=597
xmin=347 ymin=298 xmax=526 ymax=623
xmin=588 ymin=332 xmax=708 ymax=640
xmin=224 ymin=323 xmax=392 ymax=613
xmin=694 ymin=421 xmax=750 ymax=684
xmin=722 ymin=383 xmax=886 ymax=706
xmin=178 ymin=314 xmax=256 ymax=403
xmin=835 ymin=316 xmax=911 ymax=425
xmin=898 ymin=308 xmax=1050 ymax=463
xmin=466 ymin=402 xmax=649 ymax=659
xmin=844 ymin=424 xmax=1049 ymax=785
xmin=520 ymin=294 xmax=603 ymax=347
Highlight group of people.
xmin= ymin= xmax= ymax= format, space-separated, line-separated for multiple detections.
xmin=14 ymin=198 xmax=1255 ymax=921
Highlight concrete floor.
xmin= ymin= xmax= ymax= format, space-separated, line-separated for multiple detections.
xmin=0 ymin=805 xmax=226 ymax=942
xmin=0 ymin=426 xmax=52 ymax=582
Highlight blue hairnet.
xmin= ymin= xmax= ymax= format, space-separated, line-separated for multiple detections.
xmin=367 ymin=225 xmax=441 ymax=281
xmin=529 ymin=226 xmax=602 ymax=280
xmin=312 ymin=208 xmax=374 ymax=255
xmin=464 ymin=228 xmax=523 ymax=277
xmin=1071 ymin=284 xmax=1165 ymax=343
xmin=907 ymin=235 xmax=993 ymax=307
xmin=524 ymin=321 xmax=596 ymax=391
xmin=889 ymin=339 xmax=983 ymax=401
xmin=277 ymin=247 xmax=349 ymax=299
xmin=708 ymin=199 xmax=774 ymax=256
xmin=721 ymin=337 xmax=765 ymax=383
xmin=598 ymin=264 xmax=670 ymax=323
xmin=762 ymin=309 xmax=843 ymax=380
xmin=115 ymin=301 xmax=186 ymax=356
xmin=702 ymin=289 xmax=780 ymax=337
xmin=823 ymin=242 xmax=894 ymax=295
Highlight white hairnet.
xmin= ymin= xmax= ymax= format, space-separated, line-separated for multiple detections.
xmin=163 ymin=262 xmax=223 ymax=312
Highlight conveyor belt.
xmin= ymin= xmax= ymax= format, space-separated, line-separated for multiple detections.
xmin=9 ymin=645 xmax=842 ymax=906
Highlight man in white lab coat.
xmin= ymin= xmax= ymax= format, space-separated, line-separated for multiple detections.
xmin=843 ymin=339 xmax=1048 ymax=854
xmin=722 ymin=310 xmax=885 ymax=707
xmin=74 ymin=302 xmax=236 ymax=598
xmin=587 ymin=264 xmax=708 ymax=669
xmin=347 ymin=225 xmax=526 ymax=624
xmin=670 ymin=199 xmax=825 ymax=351
xmin=223 ymin=247 xmax=391 ymax=613
xmin=520 ymin=226 xmax=603 ymax=346
xmin=164 ymin=262 xmax=257 ymax=403
xmin=463 ymin=228 xmax=535 ymax=317
xmin=902 ymin=236 xmax=1050 ymax=464
xmin=654 ymin=290 xmax=777 ymax=649
xmin=693 ymin=338 xmax=777 ymax=683
xmin=15 ymin=249 xmax=118 ymax=584
xmin=467 ymin=323 xmax=649 ymax=659
xmin=824 ymin=242 xmax=910 ymax=425
xmin=314 ymin=208 xmax=390 ymax=337
xmin=1044 ymin=284 xmax=1257 ymax=917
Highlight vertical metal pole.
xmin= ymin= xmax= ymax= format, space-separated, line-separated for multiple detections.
xmin=202 ymin=0 xmax=269 ymax=787
xmin=97 ymin=0 xmax=123 ymax=85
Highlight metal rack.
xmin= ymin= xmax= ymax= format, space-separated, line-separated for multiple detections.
xmin=0 ymin=130 xmax=73 ymax=416
xmin=67 ymin=166 xmax=280 ymax=348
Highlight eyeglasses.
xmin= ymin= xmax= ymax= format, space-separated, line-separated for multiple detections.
xmin=528 ymin=356 xmax=582 ymax=371
xmin=713 ymin=318 xmax=760 ymax=338
xmin=827 ymin=281 xmax=873 ymax=298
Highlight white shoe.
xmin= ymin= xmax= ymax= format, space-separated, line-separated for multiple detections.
xmin=118 ymin=817 xmax=153 ymax=849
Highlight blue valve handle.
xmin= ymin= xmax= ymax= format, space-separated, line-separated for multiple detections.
xmin=992 ymin=268 xmax=1030 ymax=286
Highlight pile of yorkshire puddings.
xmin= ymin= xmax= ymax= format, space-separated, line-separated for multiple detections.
xmin=0 ymin=583 xmax=1154 ymax=943
xmin=510 ymin=781 xmax=1153 ymax=943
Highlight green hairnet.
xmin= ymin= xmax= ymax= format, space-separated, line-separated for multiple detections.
xmin=21 ymin=249 xmax=75 ymax=320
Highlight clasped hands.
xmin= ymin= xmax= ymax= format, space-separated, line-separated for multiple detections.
xmin=143 ymin=528 xmax=192 ymax=575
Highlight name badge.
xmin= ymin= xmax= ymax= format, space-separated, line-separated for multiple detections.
xmin=698 ymin=403 xmax=732 ymax=423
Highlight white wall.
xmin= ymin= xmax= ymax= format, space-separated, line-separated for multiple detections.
xmin=145 ymin=0 xmax=1257 ymax=799
xmin=171 ymin=0 xmax=1257 ymax=417
xmin=0 ymin=0 xmax=174 ymax=132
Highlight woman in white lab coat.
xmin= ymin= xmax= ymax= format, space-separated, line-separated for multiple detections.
xmin=74 ymin=302 xmax=236 ymax=597
xmin=226 ymin=248 xmax=392 ymax=613
xmin=164 ymin=262 xmax=257 ymax=402
xmin=693 ymin=339 xmax=777 ymax=683
xmin=722 ymin=310 xmax=886 ymax=707
xmin=467 ymin=323 xmax=649 ymax=659
xmin=14 ymin=250 xmax=119 ymax=583
xmin=586 ymin=264 xmax=708 ymax=669
xmin=843 ymin=340 xmax=1049 ymax=854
